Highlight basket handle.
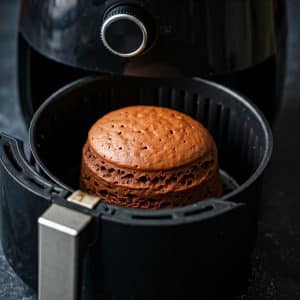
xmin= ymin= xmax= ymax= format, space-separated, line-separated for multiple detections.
xmin=38 ymin=203 xmax=93 ymax=300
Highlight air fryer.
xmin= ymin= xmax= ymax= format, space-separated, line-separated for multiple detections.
xmin=0 ymin=76 xmax=272 ymax=299
xmin=0 ymin=0 xmax=284 ymax=298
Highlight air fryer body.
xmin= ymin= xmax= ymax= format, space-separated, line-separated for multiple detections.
xmin=18 ymin=0 xmax=286 ymax=123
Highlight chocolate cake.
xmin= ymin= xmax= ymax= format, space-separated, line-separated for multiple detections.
xmin=80 ymin=105 xmax=222 ymax=209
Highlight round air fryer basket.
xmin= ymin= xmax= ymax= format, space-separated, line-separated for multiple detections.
xmin=0 ymin=76 xmax=272 ymax=299
xmin=30 ymin=76 xmax=272 ymax=206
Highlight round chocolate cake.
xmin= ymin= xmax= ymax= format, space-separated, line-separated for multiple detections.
xmin=80 ymin=105 xmax=222 ymax=209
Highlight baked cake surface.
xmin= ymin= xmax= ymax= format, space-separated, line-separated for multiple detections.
xmin=80 ymin=105 xmax=222 ymax=209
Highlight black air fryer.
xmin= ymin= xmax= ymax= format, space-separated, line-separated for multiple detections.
xmin=0 ymin=0 xmax=286 ymax=299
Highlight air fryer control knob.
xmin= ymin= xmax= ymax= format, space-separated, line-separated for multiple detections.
xmin=101 ymin=5 xmax=153 ymax=58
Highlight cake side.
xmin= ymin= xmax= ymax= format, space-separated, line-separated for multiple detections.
xmin=80 ymin=143 xmax=222 ymax=209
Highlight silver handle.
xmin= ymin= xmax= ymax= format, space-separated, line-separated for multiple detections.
xmin=38 ymin=204 xmax=93 ymax=300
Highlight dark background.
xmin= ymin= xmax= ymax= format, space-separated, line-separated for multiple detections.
xmin=0 ymin=0 xmax=300 ymax=299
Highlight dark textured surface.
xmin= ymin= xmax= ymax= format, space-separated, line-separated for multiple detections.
xmin=0 ymin=0 xmax=300 ymax=299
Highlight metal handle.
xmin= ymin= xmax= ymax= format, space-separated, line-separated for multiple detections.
xmin=38 ymin=204 xmax=93 ymax=300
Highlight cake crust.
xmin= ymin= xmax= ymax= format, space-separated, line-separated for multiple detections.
xmin=88 ymin=106 xmax=215 ymax=170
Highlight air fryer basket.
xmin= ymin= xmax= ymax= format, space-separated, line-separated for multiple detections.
xmin=0 ymin=76 xmax=272 ymax=299
xmin=30 ymin=76 xmax=271 ymax=201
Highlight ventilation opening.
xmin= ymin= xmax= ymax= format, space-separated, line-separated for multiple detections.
xmin=203 ymin=97 xmax=211 ymax=125
xmin=103 ymin=206 xmax=116 ymax=215
xmin=184 ymin=205 xmax=214 ymax=217
xmin=131 ymin=214 xmax=173 ymax=220
xmin=4 ymin=144 xmax=22 ymax=172
xmin=158 ymin=87 xmax=171 ymax=107
xmin=27 ymin=177 xmax=46 ymax=190
xmin=51 ymin=186 xmax=63 ymax=195
xmin=214 ymin=103 xmax=222 ymax=144
xmin=218 ymin=106 xmax=230 ymax=148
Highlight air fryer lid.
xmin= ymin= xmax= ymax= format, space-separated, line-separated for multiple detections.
xmin=29 ymin=76 xmax=272 ymax=212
